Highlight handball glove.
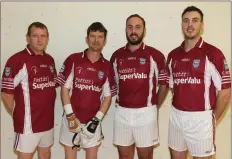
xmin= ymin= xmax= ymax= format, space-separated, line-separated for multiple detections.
xmin=82 ymin=111 xmax=104 ymax=138
xmin=64 ymin=104 xmax=81 ymax=133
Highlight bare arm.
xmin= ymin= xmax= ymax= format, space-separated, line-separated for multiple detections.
xmin=61 ymin=86 xmax=75 ymax=116
xmin=61 ymin=87 xmax=71 ymax=106
xmin=170 ymin=88 xmax=173 ymax=94
xmin=156 ymin=84 xmax=169 ymax=109
xmin=99 ymin=96 xmax=112 ymax=115
xmin=213 ymin=88 xmax=231 ymax=121
xmin=1 ymin=92 xmax=14 ymax=115
xmin=96 ymin=76 xmax=113 ymax=119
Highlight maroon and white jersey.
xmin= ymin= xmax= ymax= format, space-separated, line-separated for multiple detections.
xmin=110 ymin=43 xmax=167 ymax=108
xmin=56 ymin=50 xmax=116 ymax=124
xmin=1 ymin=45 xmax=57 ymax=134
xmin=166 ymin=38 xmax=231 ymax=111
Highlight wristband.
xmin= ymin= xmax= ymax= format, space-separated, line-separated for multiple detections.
xmin=95 ymin=111 xmax=104 ymax=120
xmin=64 ymin=104 xmax=73 ymax=115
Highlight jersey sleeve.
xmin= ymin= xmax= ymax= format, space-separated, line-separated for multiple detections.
xmin=110 ymin=51 xmax=119 ymax=92
xmin=56 ymin=55 xmax=74 ymax=89
xmin=151 ymin=50 xmax=167 ymax=85
xmin=51 ymin=58 xmax=59 ymax=88
xmin=208 ymin=49 xmax=231 ymax=90
xmin=103 ymin=65 xmax=117 ymax=97
xmin=158 ymin=54 xmax=167 ymax=85
xmin=110 ymin=51 xmax=116 ymax=65
xmin=1 ymin=56 xmax=24 ymax=94
xmin=165 ymin=53 xmax=174 ymax=88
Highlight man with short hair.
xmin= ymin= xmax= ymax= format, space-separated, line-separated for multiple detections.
xmin=110 ymin=14 xmax=168 ymax=159
xmin=166 ymin=6 xmax=231 ymax=159
xmin=1 ymin=22 xmax=57 ymax=159
xmin=57 ymin=22 xmax=116 ymax=159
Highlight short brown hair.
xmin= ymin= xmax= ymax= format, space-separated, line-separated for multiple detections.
xmin=87 ymin=22 xmax=107 ymax=38
xmin=27 ymin=22 xmax=49 ymax=37
xmin=126 ymin=14 xmax=146 ymax=28
xmin=182 ymin=6 xmax=204 ymax=22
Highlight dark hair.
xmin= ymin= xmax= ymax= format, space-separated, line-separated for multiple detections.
xmin=126 ymin=14 xmax=146 ymax=28
xmin=27 ymin=22 xmax=49 ymax=36
xmin=87 ymin=22 xmax=107 ymax=38
xmin=182 ymin=6 xmax=204 ymax=22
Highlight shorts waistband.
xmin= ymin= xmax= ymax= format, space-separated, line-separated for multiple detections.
xmin=117 ymin=105 xmax=157 ymax=113
xmin=116 ymin=103 xmax=156 ymax=108
xmin=171 ymin=106 xmax=212 ymax=116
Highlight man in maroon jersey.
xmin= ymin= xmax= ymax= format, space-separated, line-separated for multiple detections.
xmin=166 ymin=6 xmax=231 ymax=159
xmin=110 ymin=14 xmax=168 ymax=159
xmin=57 ymin=22 xmax=116 ymax=159
xmin=1 ymin=22 xmax=57 ymax=159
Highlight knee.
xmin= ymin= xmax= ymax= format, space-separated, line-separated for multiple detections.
xmin=63 ymin=145 xmax=77 ymax=159
xmin=38 ymin=148 xmax=51 ymax=159
xmin=17 ymin=151 xmax=34 ymax=159
xmin=137 ymin=148 xmax=153 ymax=159
xmin=117 ymin=145 xmax=135 ymax=159
xmin=169 ymin=148 xmax=188 ymax=159
xmin=119 ymin=154 xmax=131 ymax=159
xmin=118 ymin=150 xmax=133 ymax=159
xmin=138 ymin=153 xmax=153 ymax=159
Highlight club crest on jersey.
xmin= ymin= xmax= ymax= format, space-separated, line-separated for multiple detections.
xmin=5 ymin=67 xmax=10 ymax=76
xmin=49 ymin=66 xmax=54 ymax=73
xmin=98 ymin=71 xmax=104 ymax=79
xmin=31 ymin=66 xmax=39 ymax=75
xmin=60 ymin=64 xmax=65 ymax=72
xmin=119 ymin=59 xmax=124 ymax=65
xmin=193 ymin=60 xmax=200 ymax=68
xmin=224 ymin=60 xmax=228 ymax=70
xmin=76 ymin=66 xmax=83 ymax=74
xmin=172 ymin=61 xmax=177 ymax=68
xmin=140 ymin=58 xmax=146 ymax=65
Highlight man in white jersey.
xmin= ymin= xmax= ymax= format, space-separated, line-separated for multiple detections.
xmin=166 ymin=6 xmax=231 ymax=159
xmin=110 ymin=14 xmax=168 ymax=159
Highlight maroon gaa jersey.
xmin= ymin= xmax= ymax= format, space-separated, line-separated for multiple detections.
xmin=1 ymin=45 xmax=57 ymax=134
xmin=166 ymin=38 xmax=231 ymax=111
xmin=110 ymin=43 xmax=167 ymax=108
xmin=56 ymin=50 xmax=116 ymax=124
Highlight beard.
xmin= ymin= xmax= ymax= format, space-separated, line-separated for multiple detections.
xmin=126 ymin=31 xmax=144 ymax=45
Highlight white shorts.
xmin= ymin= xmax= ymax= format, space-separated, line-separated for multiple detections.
xmin=14 ymin=128 xmax=54 ymax=153
xmin=59 ymin=117 xmax=103 ymax=149
xmin=113 ymin=106 xmax=159 ymax=147
xmin=168 ymin=106 xmax=216 ymax=157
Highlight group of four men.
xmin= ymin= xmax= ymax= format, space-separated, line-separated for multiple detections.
xmin=1 ymin=5 xmax=231 ymax=159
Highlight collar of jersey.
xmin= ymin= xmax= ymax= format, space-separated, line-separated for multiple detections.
xmin=124 ymin=42 xmax=146 ymax=52
xmin=25 ymin=44 xmax=46 ymax=56
xmin=82 ymin=49 xmax=105 ymax=63
xmin=180 ymin=37 xmax=204 ymax=51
